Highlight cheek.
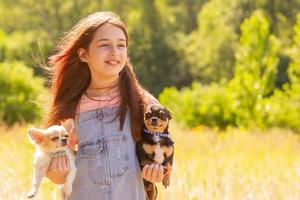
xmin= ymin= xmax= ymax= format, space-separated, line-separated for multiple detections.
xmin=120 ymin=50 xmax=127 ymax=62
xmin=87 ymin=48 xmax=105 ymax=61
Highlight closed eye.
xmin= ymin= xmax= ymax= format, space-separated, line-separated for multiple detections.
xmin=51 ymin=137 xmax=59 ymax=141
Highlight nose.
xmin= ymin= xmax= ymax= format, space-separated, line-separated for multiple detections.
xmin=110 ymin=44 xmax=119 ymax=55
xmin=151 ymin=118 xmax=158 ymax=125
xmin=61 ymin=139 xmax=68 ymax=146
xmin=151 ymin=118 xmax=158 ymax=123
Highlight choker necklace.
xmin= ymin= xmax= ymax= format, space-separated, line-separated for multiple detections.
xmin=84 ymin=91 xmax=120 ymax=102
xmin=88 ymin=81 xmax=119 ymax=91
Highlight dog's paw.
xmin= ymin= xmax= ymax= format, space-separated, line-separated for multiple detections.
xmin=27 ymin=189 xmax=36 ymax=198
xmin=162 ymin=175 xmax=170 ymax=188
xmin=64 ymin=184 xmax=72 ymax=196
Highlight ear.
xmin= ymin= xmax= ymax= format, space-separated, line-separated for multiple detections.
xmin=61 ymin=118 xmax=75 ymax=133
xmin=27 ymin=128 xmax=45 ymax=144
xmin=165 ymin=107 xmax=172 ymax=120
xmin=77 ymin=48 xmax=88 ymax=62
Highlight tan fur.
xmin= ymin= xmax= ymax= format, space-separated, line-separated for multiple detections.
xmin=142 ymin=144 xmax=173 ymax=165
xmin=163 ymin=146 xmax=174 ymax=158
xmin=143 ymin=143 xmax=156 ymax=155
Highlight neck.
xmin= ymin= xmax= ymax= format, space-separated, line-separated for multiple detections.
xmin=87 ymin=75 xmax=119 ymax=96
xmin=89 ymin=75 xmax=119 ymax=89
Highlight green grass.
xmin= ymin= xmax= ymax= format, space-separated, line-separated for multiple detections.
xmin=1 ymin=123 xmax=300 ymax=199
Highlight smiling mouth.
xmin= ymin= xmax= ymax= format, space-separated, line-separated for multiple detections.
xmin=105 ymin=60 xmax=120 ymax=65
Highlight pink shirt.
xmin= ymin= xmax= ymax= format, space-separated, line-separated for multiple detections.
xmin=77 ymin=90 xmax=121 ymax=113
xmin=77 ymin=89 xmax=158 ymax=113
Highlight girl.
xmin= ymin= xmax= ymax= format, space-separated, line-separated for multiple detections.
xmin=45 ymin=11 xmax=169 ymax=199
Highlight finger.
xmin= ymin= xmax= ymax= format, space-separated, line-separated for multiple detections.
xmin=65 ymin=155 xmax=70 ymax=169
xmin=57 ymin=156 xmax=63 ymax=171
xmin=152 ymin=164 xmax=159 ymax=180
xmin=164 ymin=163 xmax=171 ymax=174
xmin=51 ymin=157 xmax=58 ymax=171
xmin=167 ymin=163 xmax=172 ymax=171
xmin=61 ymin=156 xmax=66 ymax=170
xmin=146 ymin=164 xmax=154 ymax=180
xmin=141 ymin=165 xmax=149 ymax=178
xmin=157 ymin=165 xmax=164 ymax=181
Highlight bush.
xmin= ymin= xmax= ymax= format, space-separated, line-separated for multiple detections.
xmin=0 ymin=61 xmax=45 ymax=125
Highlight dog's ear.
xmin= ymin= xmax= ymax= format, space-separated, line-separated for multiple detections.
xmin=27 ymin=128 xmax=45 ymax=144
xmin=61 ymin=118 xmax=74 ymax=133
xmin=165 ymin=107 xmax=172 ymax=120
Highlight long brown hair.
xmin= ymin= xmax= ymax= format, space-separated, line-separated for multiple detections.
xmin=46 ymin=11 xmax=146 ymax=141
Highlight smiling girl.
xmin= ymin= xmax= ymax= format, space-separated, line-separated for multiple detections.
xmin=45 ymin=11 xmax=168 ymax=200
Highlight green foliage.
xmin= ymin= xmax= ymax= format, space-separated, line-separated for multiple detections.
xmin=177 ymin=0 xmax=238 ymax=83
xmin=263 ymin=13 xmax=300 ymax=130
xmin=160 ymin=10 xmax=300 ymax=131
xmin=159 ymin=84 xmax=202 ymax=127
xmin=228 ymin=10 xmax=280 ymax=127
xmin=0 ymin=61 xmax=45 ymax=125
xmin=128 ymin=0 xmax=191 ymax=96
xmin=0 ymin=1 xmax=300 ymax=130
xmin=160 ymin=82 xmax=236 ymax=128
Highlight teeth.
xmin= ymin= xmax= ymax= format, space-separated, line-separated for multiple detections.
xmin=107 ymin=61 xmax=118 ymax=65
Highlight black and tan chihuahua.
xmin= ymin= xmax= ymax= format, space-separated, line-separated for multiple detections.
xmin=136 ymin=104 xmax=174 ymax=200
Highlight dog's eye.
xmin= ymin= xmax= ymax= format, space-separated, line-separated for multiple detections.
xmin=159 ymin=111 xmax=164 ymax=116
xmin=159 ymin=111 xmax=166 ymax=120
xmin=145 ymin=112 xmax=152 ymax=119
xmin=63 ymin=135 xmax=69 ymax=138
xmin=51 ymin=137 xmax=59 ymax=141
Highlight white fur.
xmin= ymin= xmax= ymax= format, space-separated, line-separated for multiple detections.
xmin=154 ymin=144 xmax=165 ymax=164
xmin=27 ymin=122 xmax=76 ymax=199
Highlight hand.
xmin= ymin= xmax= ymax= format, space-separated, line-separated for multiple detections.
xmin=46 ymin=155 xmax=70 ymax=184
xmin=141 ymin=164 xmax=164 ymax=183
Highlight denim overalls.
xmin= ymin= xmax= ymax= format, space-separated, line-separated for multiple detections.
xmin=67 ymin=106 xmax=146 ymax=200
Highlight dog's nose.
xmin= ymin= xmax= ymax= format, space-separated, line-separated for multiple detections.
xmin=151 ymin=118 xmax=158 ymax=125
xmin=61 ymin=139 xmax=68 ymax=146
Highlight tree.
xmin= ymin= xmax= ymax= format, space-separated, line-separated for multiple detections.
xmin=177 ymin=0 xmax=239 ymax=83
xmin=228 ymin=10 xmax=280 ymax=127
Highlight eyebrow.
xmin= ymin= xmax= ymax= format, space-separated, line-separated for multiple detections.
xmin=95 ymin=38 xmax=126 ymax=43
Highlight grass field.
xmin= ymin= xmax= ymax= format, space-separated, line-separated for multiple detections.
xmin=1 ymin=123 xmax=300 ymax=200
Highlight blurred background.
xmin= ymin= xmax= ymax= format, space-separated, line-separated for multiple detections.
xmin=0 ymin=0 xmax=300 ymax=199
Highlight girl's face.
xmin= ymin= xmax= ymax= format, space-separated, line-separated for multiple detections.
xmin=78 ymin=23 xmax=127 ymax=82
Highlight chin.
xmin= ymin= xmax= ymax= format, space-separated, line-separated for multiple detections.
xmin=102 ymin=67 xmax=124 ymax=76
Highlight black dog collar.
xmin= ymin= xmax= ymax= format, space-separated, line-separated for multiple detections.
xmin=142 ymin=129 xmax=170 ymax=138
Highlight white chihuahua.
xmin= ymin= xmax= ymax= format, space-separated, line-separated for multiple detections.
xmin=27 ymin=118 xmax=76 ymax=198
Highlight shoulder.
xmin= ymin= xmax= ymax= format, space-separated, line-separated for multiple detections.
xmin=140 ymin=89 xmax=159 ymax=106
